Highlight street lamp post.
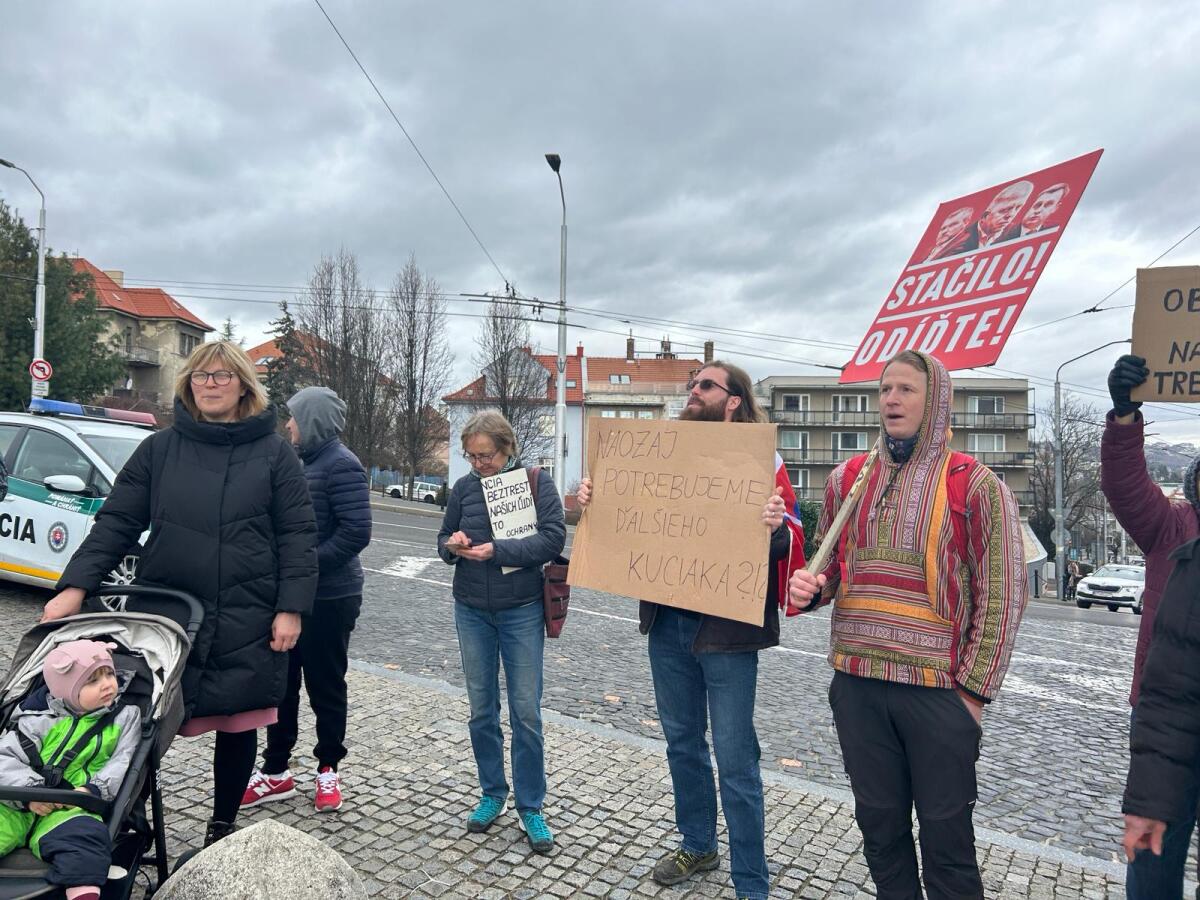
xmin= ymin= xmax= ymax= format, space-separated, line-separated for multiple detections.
xmin=1054 ymin=338 xmax=1130 ymax=598
xmin=545 ymin=153 xmax=568 ymax=501
xmin=0 ymin=158 xmax=46 ymax=402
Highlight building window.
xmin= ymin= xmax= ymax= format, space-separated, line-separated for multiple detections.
xmin=794 ymin=469 xmax=810 ymax=490
xmin=637 ymin=410 xmax=654 ymax=419
xmin=665 ymin=399 xmax=685 ymax=419
xmin=619 ymin=410 xmax=635 ymax=418
xmin=179 ymin=333 xmax=200 ymax=357
xmin=566 ymin=380 xmax=576 ymax=388
xmin=779 ymin=430 xmax=809 ymax=452
xmin=968 ymin=433 xmax=1006 ymax=452
xmin=832 ymin=394 xmax=869 ymax=422
xmin=781 ymin=394 xmax=810 ymax=413
xmin=832 ymin=432 xmax=868 ymax=451
xmin=539 ymin=414 xmax=555 ymax=436
xmin=601 ymin=410 xmax=617 ymax=418
xmin=609 ymin=374 xmax=631 ymax=384
xmin=969 ymin=396 xmax=1005 ymax=414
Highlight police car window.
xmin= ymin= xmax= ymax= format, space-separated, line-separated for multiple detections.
xmin=80 ymin=434 xmax=145 ymax=473
xmin=11 ymin=430 xmax=93 ymax=486
xmin=0 ymin=424 xmax=20 ymax=462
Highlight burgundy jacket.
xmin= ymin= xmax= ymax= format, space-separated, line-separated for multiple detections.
xmin=1101 ymin=411 xmax=1199 ymax=706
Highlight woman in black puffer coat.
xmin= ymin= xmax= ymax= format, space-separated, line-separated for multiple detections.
xmin=437 ymin=409 xmax=565 ymax=855
xmin=43 ymin=340 xmax=317 ymax=850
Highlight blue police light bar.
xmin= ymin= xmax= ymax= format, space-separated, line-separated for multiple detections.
xmin=28 ymin=398 xmax=157 ymax=427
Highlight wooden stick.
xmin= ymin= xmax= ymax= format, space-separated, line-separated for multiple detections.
xmin=805 ymin=444 xmax=879 ymax=576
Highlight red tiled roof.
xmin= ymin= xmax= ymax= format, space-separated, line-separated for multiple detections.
xmin=585 ymin=357 xmax=702 ymax=382
xmin=246 ymin=333 xmax=334 ymax=375
xmin=443 ymin=349 xmax=705 ymax=404
xmin=70 ymin=259 xmax=214 ymax=331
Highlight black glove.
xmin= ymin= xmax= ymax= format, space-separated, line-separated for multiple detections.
xmin=1108 ymin=354 xmax=1149 ymax=417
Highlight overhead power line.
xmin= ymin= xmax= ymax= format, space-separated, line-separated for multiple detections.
xmin=311 ymin=0 xmax=510 ymax=287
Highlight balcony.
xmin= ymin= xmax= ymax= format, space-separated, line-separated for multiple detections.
xmin=122 ymin=344 xmax=160 ymax=367
xmin=778 ymin=448 xmax=868 ymax=466
xmin=771 ymin=410 xmax=879 ymax=427
xmin=952 ymin=412 xmax=1035 ymax=429
xmin=971 ymin=451 xmax=1034 ymax=467
xmin=586 ymin=381 xmax=689 ymax=395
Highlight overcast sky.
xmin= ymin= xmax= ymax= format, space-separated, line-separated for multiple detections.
xmin=3 ymin=2 xmax=1199 ymax=439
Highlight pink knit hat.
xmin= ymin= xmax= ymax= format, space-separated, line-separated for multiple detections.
xmin=43 ymin=640 xmax=116 ymax=711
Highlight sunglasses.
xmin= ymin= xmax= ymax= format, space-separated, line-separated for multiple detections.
xmin=686 ymin=377 xmax=732 ymax=395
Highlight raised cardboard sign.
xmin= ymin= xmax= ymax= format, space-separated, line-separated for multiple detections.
xmin=482 ymin=468 xmax=539 ymax=574
xmin=1131 ymin=266 xmax=1200 ymax=403
xmin=568 ymin=418 xmax=775 ymax=625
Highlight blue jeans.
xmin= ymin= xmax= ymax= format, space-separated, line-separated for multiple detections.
xmin=454 ymin=599 xmax=546 ymax=811
xmin=649 ymin=606 xmax=769 ymax=900
xmin=1127 ymin=708 xmax=1199 ymax=900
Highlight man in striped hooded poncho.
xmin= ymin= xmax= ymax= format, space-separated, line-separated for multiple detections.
xmin=788 ymin=349 xmax=1027 ymax=900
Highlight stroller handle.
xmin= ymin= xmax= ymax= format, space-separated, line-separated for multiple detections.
xmin=0 ymin=785 xmax=109 ymax=816
xmin=89 ymin=585 xmax=205 ymax=644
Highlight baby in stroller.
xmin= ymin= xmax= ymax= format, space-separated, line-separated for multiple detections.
xmin=0 ymin=640 xmax=140 ymax=900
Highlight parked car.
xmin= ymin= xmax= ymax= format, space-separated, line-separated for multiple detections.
xmin=1075 ymin=564 xmax=1145 ymax=614
xmin=385 ymin=480 xmax=440 ymax=503
xmin=0 ymin=399 xmax=156 ymax=589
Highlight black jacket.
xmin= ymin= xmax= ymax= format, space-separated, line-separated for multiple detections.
xmin=301 ymin=437 xmax=371 ymax=601
xmin=1123 ymin=536 xmax=1200 ymax=823
xmin=57 ymin=400 xmax=318 ymax=718
xmin=437 ymin=464 xmax=566 ymax=611
xmin=639 ymin=523 xmax=792 ymax=653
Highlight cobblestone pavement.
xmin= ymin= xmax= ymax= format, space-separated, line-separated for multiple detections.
xmin=0 ymin=505 xmax=1167 ymax=896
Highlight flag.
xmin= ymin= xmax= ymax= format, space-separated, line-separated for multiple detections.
xmin=775 ymin=452 xmax=807 ymax=614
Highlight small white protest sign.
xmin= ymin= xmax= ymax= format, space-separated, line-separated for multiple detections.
xmin=482 ymin=468 xmax=538 ymax=574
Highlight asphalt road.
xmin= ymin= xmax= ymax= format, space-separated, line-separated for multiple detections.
xmin=0 ymin=500 xmax=1150 ymax=866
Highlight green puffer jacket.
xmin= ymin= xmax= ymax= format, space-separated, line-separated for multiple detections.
xmin=0 ymin=689 xmax=140 ymax=853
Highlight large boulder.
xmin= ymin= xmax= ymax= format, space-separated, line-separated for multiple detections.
xmin=156 ymin=820 xmax=367 ymax=900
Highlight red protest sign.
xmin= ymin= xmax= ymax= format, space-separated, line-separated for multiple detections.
xmin=840 ymin=149 xmax=1103 ymax=383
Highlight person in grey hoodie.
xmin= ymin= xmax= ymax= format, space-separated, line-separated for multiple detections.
xmin=242 ymin=387 xmax=372 ymax=814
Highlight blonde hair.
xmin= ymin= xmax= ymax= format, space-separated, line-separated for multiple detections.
xmin=461 ymin=409 xmax=518 ymax=458
xmin=175 ymin=340 xmax=269 ymax=421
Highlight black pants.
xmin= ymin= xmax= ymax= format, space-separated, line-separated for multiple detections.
xmin=263 ymin=593 xmax=360 ymax=774
xmin=829 ymin=672 xmax=983 ymax=900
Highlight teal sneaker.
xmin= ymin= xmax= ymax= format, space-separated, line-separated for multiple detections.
xmin=652 ymin=846 xmax=719 ymax=885
xmin=517 ymin=809 xmax=554 ymax=854
xmin=466 ymin=795 xmax=507 ymax=833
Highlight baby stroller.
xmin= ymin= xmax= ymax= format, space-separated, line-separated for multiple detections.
xmin=0 ymin=585 xmax=202 ymax=899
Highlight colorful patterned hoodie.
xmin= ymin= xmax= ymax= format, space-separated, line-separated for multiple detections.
xmin=810 ymin=351 xmax=1027 ymax=701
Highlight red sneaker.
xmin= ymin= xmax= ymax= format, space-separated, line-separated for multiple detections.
xmin=241 ymin=770 xmax=296 ymax=808
xmin=314 ymin=767 xmax=343 ymax=812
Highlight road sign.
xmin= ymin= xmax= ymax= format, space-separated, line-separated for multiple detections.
xmin=30 ymin=380 xmax=49 ymax=398
xmin=29 ymin=358 xmax=53 ymax=381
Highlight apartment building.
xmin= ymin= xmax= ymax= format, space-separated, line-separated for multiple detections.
xmin=72 ymin=259 xmax=213 ymax=409
xmin=756 ymin=374 xmax=1034 ymax=508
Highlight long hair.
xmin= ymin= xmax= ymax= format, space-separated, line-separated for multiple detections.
xmin=702 ymin=360 xmax=765 ymax=423
xmin=175 ymin=340 xmax=269 ymax=421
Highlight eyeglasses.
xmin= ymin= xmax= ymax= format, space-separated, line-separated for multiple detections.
xmin=463 ymin=450 xmax=501 ymax=464
xmin=686 ymin=377 xmax=732 ymax=395
xmin=189 ymin=370 xmax=236 ymax=386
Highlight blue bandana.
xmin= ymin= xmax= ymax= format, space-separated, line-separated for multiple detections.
xmin=885 ymin=433 xmax=919 ymax=465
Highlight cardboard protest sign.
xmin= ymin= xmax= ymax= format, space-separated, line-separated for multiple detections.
xmin=568 ymin=418 xmax=775 ymax=625
xmin=841 ymin=148 xmax=1103 ymax=383
xmin=1131 ymin=266 xmax=1200 ymax=402
xmin=482 ymin=468 xmax=538 ymax=574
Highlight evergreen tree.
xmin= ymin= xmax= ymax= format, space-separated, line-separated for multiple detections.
xmin=0 ymin=200 xmax=125 ymax=409
xmin=264 ymin=301 xmax=311 ymax=415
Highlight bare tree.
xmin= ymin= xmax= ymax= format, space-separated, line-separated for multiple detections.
xmin=472 ymin=294 xmax=553 ymax=465
xmin=1029 ymin=394 xmax=1103 ymax=560
xmin=296 ymin=249 xmax=398 ymax=470
xmin=389 ymin=254 xmax=453 ymax=493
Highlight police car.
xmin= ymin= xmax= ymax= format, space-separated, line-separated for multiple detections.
xmin=0 ymin=399 xmax=156 ymax=589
